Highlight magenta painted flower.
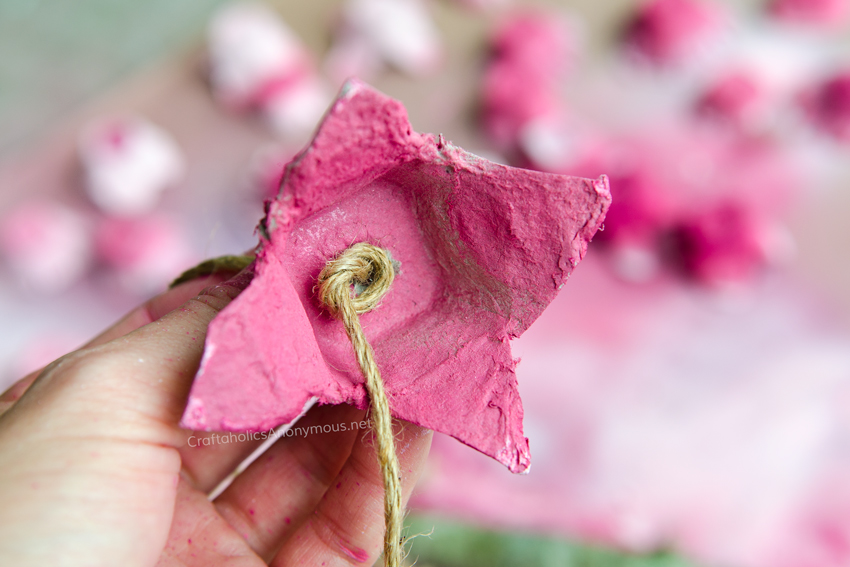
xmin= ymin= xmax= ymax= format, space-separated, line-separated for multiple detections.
xmin=670 ymin=203 xmax=774 ymax=285
xmin=802 ymin=70 xmax=850 ymax=142
xmin=180 ymin=80 xmax=610 ymax=473
xmin=623 ymin=0 xmax=722 ymax=65
xmin=768 ymin=0 xmax=850 ymax=27
xmin=482 ymin=12 xmax=573 ymax=153
xmin=696 ymin=71 xmax=767 ymax=128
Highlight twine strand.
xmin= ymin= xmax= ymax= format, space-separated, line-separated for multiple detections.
xmin=317 ymin=243 xmax=402 ymax=567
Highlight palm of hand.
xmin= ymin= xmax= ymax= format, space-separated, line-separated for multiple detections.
xmin=0 ymin=275 xmax=432 ymax=566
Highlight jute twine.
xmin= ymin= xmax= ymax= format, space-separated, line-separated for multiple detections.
xmin=317 ymin=242 xmax=402 ymax=567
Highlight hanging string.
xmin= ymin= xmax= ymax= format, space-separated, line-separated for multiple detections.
xmin=317 ymin=242 xmax=402 ymax=567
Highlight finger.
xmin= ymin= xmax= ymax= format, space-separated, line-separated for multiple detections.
xmin=157 ymin=405 xmax=366 ymax=566
xmin=211 ymin=403 xmax=366 ymax=561
xmin=0 ymin=270 xmax=256 ymax=567
xmin=98 ymin=270 xmax=262 ymax=492
xmin=155 ymin=477 xmax=265 ymax=567
xmin=0 ymin=373 xmax=38 ymax=416
xmin=5 ymin=270 xmax=253 ymax=450
xmin=94 ymin=270 xmax=255 ymax=444
xmin=271 ymin=419 xmax=433 ymax=567
xmin=83 ymin=273 xmax=233 ymax=349
xmin=2 ymin=272 xmax=260 ymax=490
xmin=178 ymin=430 xmax=265 ymax=494
xmin=0 ymin=273 xmax=232 ymax=418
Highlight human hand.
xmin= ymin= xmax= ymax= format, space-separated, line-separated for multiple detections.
xmin=0 ymin=271 xmax=433 ymax=566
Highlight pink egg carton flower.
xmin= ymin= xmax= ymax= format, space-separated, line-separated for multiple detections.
xmin=208 ymin=2 xmax=311 ymax=108
xmin=180 ymin=80 xmax=610 ymax=474
xmin=261 ymin=75 xmax=333 ymax=140
xmin=0 ymin=201 xmax=93 ymax=293
xmin=78 ymin=116 xmax=184 ymax=217
xmin=691 ymin=30 xmax=828 ymax=133
xmin=669 ymin=203 xmax=787 ymax=286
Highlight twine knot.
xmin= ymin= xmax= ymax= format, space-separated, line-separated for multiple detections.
xmin=317 ymin=242 xmax=403 ymax=567
xmin=317 ymin=243 xmax=395 ymax=316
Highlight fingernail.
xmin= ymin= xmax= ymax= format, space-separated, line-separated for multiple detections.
xmin=220 ymin=265 xmax=255 ymax=292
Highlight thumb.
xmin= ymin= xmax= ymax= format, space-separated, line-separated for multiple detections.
xmin=2 ymin=270 xmax=253 ymax=447
xmin=0 ymin=272 xmax=238 ymax=417
xmin=108 ymin=269 xmax=254 ymax=428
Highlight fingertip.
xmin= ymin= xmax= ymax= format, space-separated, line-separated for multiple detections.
xmin=127 ymin=266 xmax=254 ymax=364
xmin=146 ymin=274 xmax=233 ymax=322
xmin=81 ymin=274 xmax=233 ymax=350
xmin=188 ymin=272 xmax=253 ymax=315
xmin=394 ymin=420 xmax=433 ymax=490
xmin=0 ymin=373 xmax=39 ymax=408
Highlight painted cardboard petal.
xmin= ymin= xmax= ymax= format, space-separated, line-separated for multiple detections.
xmin=180 ymin=79 xmax=610 ymax=473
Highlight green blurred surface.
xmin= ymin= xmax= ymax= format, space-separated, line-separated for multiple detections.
xmin=0 ymin=0 xmax=635 ymax=158
xmin=0 ymin=0 xmax=232 ymax=156
xmin=406 ymin=516 xmax=698 ymax=567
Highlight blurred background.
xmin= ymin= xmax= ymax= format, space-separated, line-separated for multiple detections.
xmin=2 ymin=0 xmax=850 ymax=565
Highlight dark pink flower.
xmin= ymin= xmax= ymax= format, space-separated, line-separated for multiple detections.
xmin=769 ymin=0 xmax=850 ymax=27
xmin=802 ymin=71 xmax=850 ymax=142
xmin=623 ymin=0 xmax=721 ymax=65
